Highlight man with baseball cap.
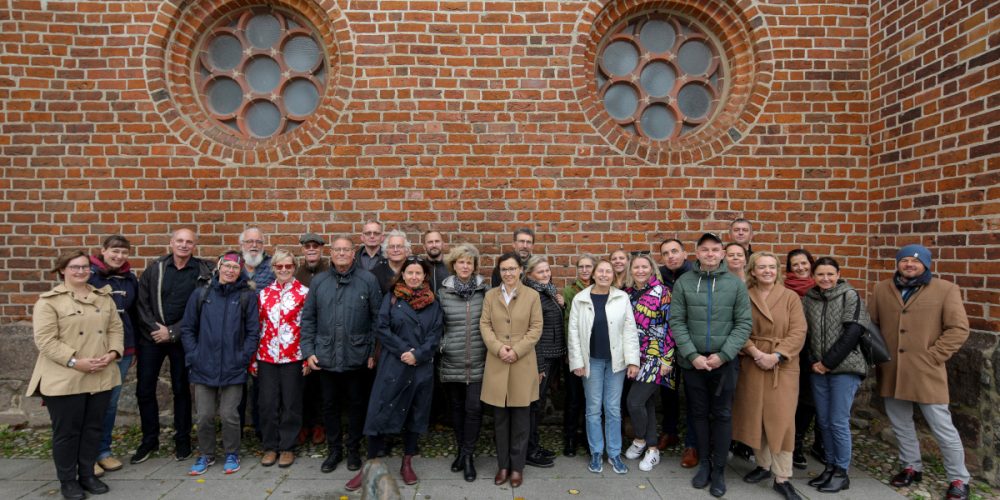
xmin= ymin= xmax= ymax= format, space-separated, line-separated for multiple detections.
xmin=670 ymin=232 xmax=752 ymax=498
xmin=869 ymin=244 xmax=971 ymax=500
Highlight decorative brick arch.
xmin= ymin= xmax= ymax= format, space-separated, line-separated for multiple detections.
xmin=143 ymin=0 xmax=354 ymax=164
xmin=572 ymin=0 xmax=774 ymax=164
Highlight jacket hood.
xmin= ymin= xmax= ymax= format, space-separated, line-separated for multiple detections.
xmin=441 ymin=274 xmax=487 ymax=291
xmin=805 ymin=279 xmax=854 ymax=301
xmin=89 ymin=254 xmax=132 ymax=275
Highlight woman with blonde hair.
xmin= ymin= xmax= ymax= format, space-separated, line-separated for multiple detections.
xmin=609 ymin=249 xmax=629 ymax=289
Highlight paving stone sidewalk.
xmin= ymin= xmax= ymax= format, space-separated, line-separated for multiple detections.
xmin=0 ymin=453 xmax=905 ymax=500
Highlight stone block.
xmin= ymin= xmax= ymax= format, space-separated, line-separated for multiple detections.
xmin=950 ymin=330 xmax=995 ymax=406
xmin=0 ymin=322 xmax=38 ymax=383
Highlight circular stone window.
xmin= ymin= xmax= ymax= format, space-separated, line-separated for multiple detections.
xmin=196 ymin=8 xmax=327 ymax=139
xmin=596 ymin=14 xmax=724 ymax=141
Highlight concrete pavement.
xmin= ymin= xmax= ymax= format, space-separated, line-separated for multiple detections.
xmin=0 ymin=453 xmax=905 ymax=499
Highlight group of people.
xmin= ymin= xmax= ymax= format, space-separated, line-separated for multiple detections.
xmin=27 ymin=219 xmax=973 ymax=500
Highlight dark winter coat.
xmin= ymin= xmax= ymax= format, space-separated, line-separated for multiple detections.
xmin=534 ymin=291 xmax=566 ymax=373
xmin=802 ymin=279 xmax=869 ymax=378
xmin=371 ymin=261 xmax=400 ymax=295
xmin=364 ymin=293 xmax=443 ymax=435
xmin=244 ymin=253 xmax=276 ymax=291
xmin=670 ymin=260 xmax=753 ymax=369
xmin=88 ymin=255 xmax=139 ymax=354
xmin=659 ymin=259 xmax=693 ymax=290
xmin=438 ymin=275 xmax=489 ymax=384
xmin=299 ymin=263 xmax=381 ymax=372
xmin=136 ymin=253 xmax=213 ymax=343
xmin=426 ymin=258 xmax=450 ymax=296
xmin=179 ymin=276 xmax=260 ymax=387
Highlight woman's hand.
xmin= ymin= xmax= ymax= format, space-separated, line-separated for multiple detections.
xmin=626 ymin=364 xmax=639 ymax=379
xmin=659 ymin=364 xmax=672 ymax=377
xmin=538 ymin=371 xmax=545 ymax=383
xmin=811 ymin=361 xmax=829 ymax=374
xmin=573 ymin=367 xmax=585 ymax=377
xmin=401 ymin=351 xmax=417 ymax=366
xmin=74 ymin=357 xmax=107 ymax=374
xmin=754 ymin=353 xmax=779 ymax=370
xmin=499 ymin=345 xmax=518 ymax=364
xmin=556 ymin=294 xmax=565 ymax=307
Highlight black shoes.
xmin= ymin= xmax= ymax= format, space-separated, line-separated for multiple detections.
xmin=773 ymin=480 xmax=802 ymax=500
xmin=537 ymin=447 xmax=556 ymax=459
xmin=462 ymin=454 xmax=477 ymax=482
xmin=450 ymin=454 xmax=463 ymax=472
xmin=817 ymin=467 xmax=850 ymax=493
xmin=525 ymin=451 xmax=554 ymax=468
xmin=743 ymin=466 xmax=773 ymax=484
xmin=808 ymin=465 xmax=835 ymax=487
xmin=890 ymin=467 xmax=922 ymax=487
xmin=130 ymin=442 xmax=158 ymax=465
xmin=346 ymin=449 xmax=362 ymax=471
xmin=321 ymin=448 xmax=343 ymax=473
xmin=563 ymin=441 xmax=577 ymax=457
xmin=174 ymin=440 xmax=192 ymax=461
xmin=945 ymin=480 xmax=970 ymax=500
xmin=79 ymin=476 xmax=110 ymax=495
xmin=709 ymin=467 xmax=727 ymax=498
xmin=792 ymin=448 xmax=807 ymax=469
xmin=692 ymin=464 xmax=712 ymax=489
xmin=60 ymin=480 xmax=86 ymax=500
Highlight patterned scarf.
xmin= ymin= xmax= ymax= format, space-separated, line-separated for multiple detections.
xmin=452 ymin=275 xmax=479 ymax=299
xmin=393 ymin=281 xmax=435 ymax=310
xmin=524 ymin=277 xmax=561 ymax=306
xmin=894 ymin=269 xmax=931 ymax=303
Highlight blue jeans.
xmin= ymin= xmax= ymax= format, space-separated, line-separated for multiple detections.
xmin=811 ymin=373 xmax=861 ymax=470
xmin=582 ymin=357 xmax=626 ymax=457
xmin=98 ymin=354 xmax=132 ymax=460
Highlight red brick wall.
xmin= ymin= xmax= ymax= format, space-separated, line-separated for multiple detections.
xmin=0 ymin=0 xmax=994 ymax=339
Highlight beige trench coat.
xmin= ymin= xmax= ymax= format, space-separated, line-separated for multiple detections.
xmin=869 ymin=278 xmax=969 ymax=405
xmin=26 ymin=284 xmax=124 ymax=397
xmin=732 ymin=285 xmax=807 ymax=452
xmin=479 ymin=282 xmax=543 ymax=408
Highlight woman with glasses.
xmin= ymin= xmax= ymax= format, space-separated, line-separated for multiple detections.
xmin=480 ymin=252 xmax=543 ymax=488
xmin=255 ymin=249 xmax=309 ymax=468
xmin=568 ymin=259 xmax=640 ymax=475
xmin=28 ymin=250 xmax=124 ymax=500
xmin=346 ymin=257 xmax=443 ymax=490
xmin=561 ymin=254 xmax=595 ymax=457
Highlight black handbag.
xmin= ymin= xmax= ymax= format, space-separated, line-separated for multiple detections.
xmin=857 ymin=319 xmax=891 ymax=365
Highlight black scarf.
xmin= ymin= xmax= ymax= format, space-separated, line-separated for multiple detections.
xmin=524 ymin=277 xmax=561 ymax=307
xmin=452 ymin=275 xmax=478 ymax=299
xmin=893 ymin=269 xmax=931 ymax=302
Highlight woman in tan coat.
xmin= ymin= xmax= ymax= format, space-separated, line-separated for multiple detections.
xmin=27 ymin=250 xmax=124 ymax=500
xmin=480 ymin=252 xmax=543 ymax=488
xmin=732 ymin=252 xmax=807 ymax=500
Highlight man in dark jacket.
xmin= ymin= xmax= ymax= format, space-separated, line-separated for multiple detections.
xmin=356 ymin=220 xmax=386 ymax=272
xmin=729 ymin=218 xmax=754 ymax=257
xmin=490 ymin=227 xmax=534 ymax=286
xmin=300 ymin=236 xmax=382 ymax=473
xmin=422 ymin=230 xmax=450 ymax=295
xmin=657 ymin=238 xmax=698 ymax=465
xmin=180 ymin=251 xmax=260 ymax=476
xmin=293 ymin=232 xmax=330 ymax=447
xmin=89 ymin=235 xmax=140 ymax=474
xmin=670 ymin=232 xmax=753 ymax=498
xmin=133 ymin=228 xmax=213 ymax=464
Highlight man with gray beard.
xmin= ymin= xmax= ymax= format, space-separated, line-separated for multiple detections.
xmin=241 ymin=227 xmax=275 ymax=290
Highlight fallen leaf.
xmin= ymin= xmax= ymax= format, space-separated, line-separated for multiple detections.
xmin=196 ymin=479 xmax=205 ymax=483
xmin=568 ymin=489 xmax=580 ymax=495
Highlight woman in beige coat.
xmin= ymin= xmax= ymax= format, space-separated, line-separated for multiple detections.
xmin=480 ymin=252 xmax=543 ymax=488
xmin=732 ymin=252 xmax=807 ymax=500
xmin=27 ymin=251 xmax=124 ymax=500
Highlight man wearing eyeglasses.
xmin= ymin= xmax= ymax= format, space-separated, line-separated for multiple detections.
xmin=491 ymin=227 xmax=535 ymax=287
xmin=371 ymin=229 xmax=411 ymax=295
xmin=300 ymin=235 xmax=381 ymax=474
xmin=356 ymin=220 xmax=387 ymax=272
xmin=133 ymin=228 xmax=213 ymax=465
xmin=240 ymin=227 xmax=275 ymax=290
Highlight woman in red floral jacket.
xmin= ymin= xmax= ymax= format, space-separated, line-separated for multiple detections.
xmin=255 ymin=249 xmax=310 ymax=468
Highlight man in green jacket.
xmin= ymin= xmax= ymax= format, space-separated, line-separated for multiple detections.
xmin=670 ymin=232 xmax=752 ymax=498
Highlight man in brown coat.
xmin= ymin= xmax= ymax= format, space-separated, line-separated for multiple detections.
xmin=869 ymin=244 xmax=971 ymax=500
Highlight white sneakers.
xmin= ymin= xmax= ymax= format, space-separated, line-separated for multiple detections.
xmin=625 ymin=441 xmax=646 ymax=460
xmin=639 ymin=448 xmax=660 ymax=472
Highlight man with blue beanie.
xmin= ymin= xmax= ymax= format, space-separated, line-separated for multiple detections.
xmin=869 ymin=244 xmax=971 ymax=500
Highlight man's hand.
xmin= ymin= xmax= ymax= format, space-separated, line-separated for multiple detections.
xmin=367 ymin=357 xmax=376 ymax=369
xmin=706 ymin=354 xmax=724 ymax=369
xmin=307 ymin=355 xmax=321 ymax=371
xmin=691 ymin=355 xmax=711 ymax=371
xmin=151 ymin=323 xmax=170 ymax=343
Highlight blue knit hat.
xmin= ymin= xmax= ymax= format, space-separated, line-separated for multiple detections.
xmin=896 ymin=244 xmax=931 ymax=269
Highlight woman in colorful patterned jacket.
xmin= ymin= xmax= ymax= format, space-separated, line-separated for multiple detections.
xmin=255 ymin=249 xmax=309 ymax=469
xmin=622 ymin=253 xmax=674 ymax=472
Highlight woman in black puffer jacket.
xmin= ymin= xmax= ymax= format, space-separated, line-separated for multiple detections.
xmin=437 ymin=244 xmax=489 ymax=481
xmin=523 ymin=255 xmax=567 ymax=468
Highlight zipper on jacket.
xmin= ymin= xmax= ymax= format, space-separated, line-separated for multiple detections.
xmin=464 ymin=299 xmax=471 ymax=384
xmin=705 ymin=275 xmax=714 ymax=352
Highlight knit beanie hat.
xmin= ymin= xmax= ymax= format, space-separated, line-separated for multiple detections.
xmin=895 ymin=244 xmax=931 ymax=269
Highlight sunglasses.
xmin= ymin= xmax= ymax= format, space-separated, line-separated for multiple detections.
xmin=273 ymin=263 xmax=295 ymax=271
xmin=405 ymin=256 xmax=425 ymax=263
xmin=629 ymin=250 xmax=651 ymax=256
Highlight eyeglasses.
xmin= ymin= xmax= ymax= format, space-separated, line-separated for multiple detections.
xmin=629 ymin=250 xmax=651 ymax=256
xmin=242 ymin=239 xmax=264 ymax=246
xmin=331 ymin=247 xmax=353 ymax=254
xmin=66 ymin=265 xmax=90 ymax=273
xmin=500 ymin=267 xmax=520 ymax=274
xmin=387 ymin=244 xmax=406 ymax=251
xmin=273 ymin=263 xmax=295 ymax=271
xmin=219 ymin=263 xmax=241 ymax=270
xmin=362 ymin=231 xmax=382 ymax=237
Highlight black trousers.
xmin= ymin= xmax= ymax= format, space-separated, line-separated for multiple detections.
xmin=683 ymin=360 xmax=739 ymax=468
xmin=562 ymin=361 xmax=586 ymax=444
xmin=528 ymin=360 xmax=557 ymax=454
xmin=318 ymin=369 xmax=368 ymax=453
xmin=44 ymin=391 xmax=112 ymax=482
xmin=301 ymin=370 xmax=323 ymax=427
xmin=367 ymin=432 xmax=419 ymax=459
xmin=135 ymin=339 xmax=191 ymax=448
xmin=445 ymin=382 xmax=483 ymax=456
xmin=493 ymin=406 xmax=530 ymax=472
xmin=257 ymin=361 xmax=304 ymax=452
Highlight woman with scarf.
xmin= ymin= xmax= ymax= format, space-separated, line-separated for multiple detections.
xmin=438 ymin=244 xmax=489 ymax=482
xmin=346 ymin=257 xmax=443 ymax=491
xmin=561 ymin=254 xmax=595 ymax=457
xmin=87 ymin=236 xmax=138 ymax=477
xmin=782 ymin=249 xmax=824 ymax=469
xmin=622 ymin=254 xmax=674 ymax=472
xmin=522 ymin=255 xmax=567 ymax=469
